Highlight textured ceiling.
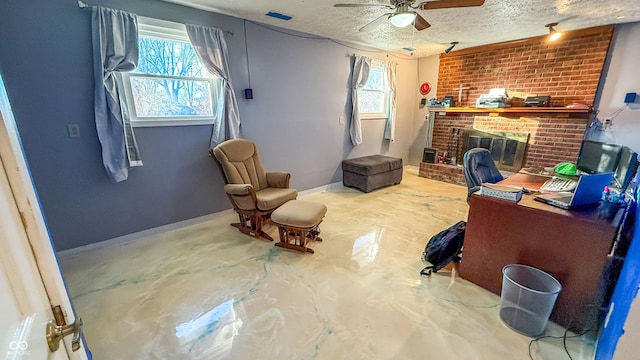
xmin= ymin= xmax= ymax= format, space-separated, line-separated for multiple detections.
xmin=161 ymin=0 xmax=640 ymax=57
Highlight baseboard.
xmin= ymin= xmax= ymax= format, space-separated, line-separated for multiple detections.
xmin=56 ymin=209 xmax=236 ymax=259
xmin=298 ymin=181 xmax=343 ymax=196
xmin=57 ymin=182 xmax=344 ymax=258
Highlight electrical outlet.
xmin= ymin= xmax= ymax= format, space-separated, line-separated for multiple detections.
xmin=67 ymin=124 xmax=80 ymax=138
xmin=339 ymin=116 xmax=345 ymax=125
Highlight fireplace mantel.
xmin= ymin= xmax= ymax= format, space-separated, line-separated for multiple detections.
xmin=429 ymin=107 xmax=591 ymax=116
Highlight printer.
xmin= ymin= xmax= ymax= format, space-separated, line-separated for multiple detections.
xmin=524 ymin=96 xmax=551 ymax=107
xmin=475 ymin=88 xmax=510 ymax=108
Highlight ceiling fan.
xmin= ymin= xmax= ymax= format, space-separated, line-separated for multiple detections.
xmin=334 ymin=0 xmax=485 ymax=32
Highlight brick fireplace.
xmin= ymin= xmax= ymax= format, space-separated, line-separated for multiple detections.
xmin=461 ymin=128 xmax=529 ymax=172
xmin=419 ymin=25 xmax=614 ymax=186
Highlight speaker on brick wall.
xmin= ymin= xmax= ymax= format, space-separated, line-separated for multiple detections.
xmin=423 ymin=148 xmax=437 ymax=163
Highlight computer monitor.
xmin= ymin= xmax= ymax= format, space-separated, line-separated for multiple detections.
xmin=576 ymin=140 xmax=622 ymax=174
xmin=614 ymin=146 xmax=638 ymax=190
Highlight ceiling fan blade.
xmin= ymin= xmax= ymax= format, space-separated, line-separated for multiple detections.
xmin=414 ymin=13 xmax=431 ymax=31
xmin=359 ymin=13 xmax=391 ymax=32
xmin=334 ymin=3 xmax=394 ymax=9
xmin=419 ymin=0 xmax=485 ymax=10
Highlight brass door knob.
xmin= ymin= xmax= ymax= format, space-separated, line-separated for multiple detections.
xmin=46 ymin=318 xmax=83 ymax=352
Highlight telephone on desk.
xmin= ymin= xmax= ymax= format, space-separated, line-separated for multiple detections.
xmin=540 ymin=176 xmax=578 ymax=192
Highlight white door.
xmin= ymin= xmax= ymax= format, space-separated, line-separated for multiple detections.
xmin=0 ymin=75 xmax=90 ymax=359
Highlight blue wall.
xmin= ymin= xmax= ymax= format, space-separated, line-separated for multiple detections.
xmin=0 ymin=0 xmax=417 ymax=250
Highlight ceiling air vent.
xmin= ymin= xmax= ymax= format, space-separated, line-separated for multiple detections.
xmin=266 ymin=11 xmax=292 ymax=21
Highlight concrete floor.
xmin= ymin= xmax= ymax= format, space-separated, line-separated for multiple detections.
xmin=59 ymin=166 xmax=595 ymax=359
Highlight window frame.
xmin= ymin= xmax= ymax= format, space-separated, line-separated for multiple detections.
xmin=120 ymin=17 xmax=222 ymax=128
xmin=358 ymin=59 xmax=389 ymax=120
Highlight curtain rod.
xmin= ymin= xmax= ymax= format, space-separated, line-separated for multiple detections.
xmin=77 ymin=0 xmax=233 ymax=36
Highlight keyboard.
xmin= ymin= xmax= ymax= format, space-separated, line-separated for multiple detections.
xmin=540 ymin=177 xmax=578 ymax=192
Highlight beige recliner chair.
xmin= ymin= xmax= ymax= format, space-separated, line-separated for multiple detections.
xmin=210 ymin=139 xmax=298 ymax=241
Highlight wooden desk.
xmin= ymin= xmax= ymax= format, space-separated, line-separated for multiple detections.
xmin=459 ymin=173 xmax=622 ymax=330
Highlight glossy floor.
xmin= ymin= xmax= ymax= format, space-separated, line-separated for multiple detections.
xmin=59 ymin=167 xmax=595 ymax=359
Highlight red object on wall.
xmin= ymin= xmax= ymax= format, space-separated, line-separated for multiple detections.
xmin=420 ymin=82 xmax=431 ymax=95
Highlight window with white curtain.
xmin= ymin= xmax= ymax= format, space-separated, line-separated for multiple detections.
xmin=121 ymin=17 xmax=225 ymax=127
xmin=357 ymin=59 xmax=389 ymax=119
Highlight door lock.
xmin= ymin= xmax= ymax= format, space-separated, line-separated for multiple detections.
xmin=46 ymin=317 xmax=83 ymax=352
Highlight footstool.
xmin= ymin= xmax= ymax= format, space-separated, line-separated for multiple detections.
xmin=271 ymin=200 xmax=327 ymax=254
xmin=342 ymin=155 xmax=403 ymax=193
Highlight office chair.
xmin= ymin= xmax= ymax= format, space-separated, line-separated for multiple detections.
xmin=463 ymin=148 xmax=504 ymax=203
xmin=210 ymin=139 xmax=298 ymax=241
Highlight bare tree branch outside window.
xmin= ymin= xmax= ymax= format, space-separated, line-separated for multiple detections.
xmin=129 ymin=37 xmax=221 ymax=118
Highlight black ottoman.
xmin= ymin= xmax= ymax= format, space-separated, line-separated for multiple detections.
xmin=342 ymin=155 xmax=403 ymax=193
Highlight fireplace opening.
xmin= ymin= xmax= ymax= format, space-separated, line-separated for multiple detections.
xmin=462 ymin=129 xmax=530 ymax=172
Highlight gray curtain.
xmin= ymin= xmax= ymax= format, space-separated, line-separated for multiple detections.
xmin=186 ymin=24 xmax=240 ymax=149
xmin=350 ymin=55 xmax=371 ymax=146
xmin=384 ymin=61 xmax=397 ymax=142
xmin=91 ymin=6 xmax=141 ymax=183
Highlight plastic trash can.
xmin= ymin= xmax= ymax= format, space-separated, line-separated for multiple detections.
xmin=499 ymin=264 xmax=562 ymax=337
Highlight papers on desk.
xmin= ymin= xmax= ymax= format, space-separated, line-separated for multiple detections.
xmin=479 ymin=183 xmax=523 ymax=202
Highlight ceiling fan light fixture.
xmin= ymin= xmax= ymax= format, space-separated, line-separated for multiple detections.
xmin=545 ymin=22 xmax=562 ymax=41
xmin=389 ymin=12 xmax=416 ymax=28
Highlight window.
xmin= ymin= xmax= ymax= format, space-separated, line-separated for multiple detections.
xmin=358 ymin=60 xmax=389 ymax=119
xmin=121 ymin=18 xmax=224 ymax=127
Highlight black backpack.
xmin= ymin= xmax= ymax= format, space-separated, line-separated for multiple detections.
xmin=420 ymin=221 xmax=466 ymax=276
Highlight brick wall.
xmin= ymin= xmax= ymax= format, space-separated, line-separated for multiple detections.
xmin=437 ymin=26 xmax=614 ymax=107
xmin=419 ymin=163 xmax=466 ymax=186
xmin=432 ymin=114 xmax=586 ymax=168
xmin=426 ymin=26 xmax=614 ymax=176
